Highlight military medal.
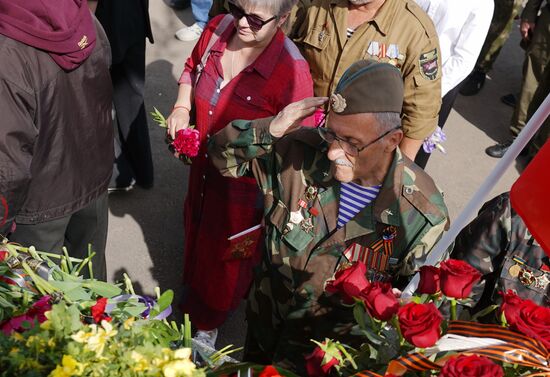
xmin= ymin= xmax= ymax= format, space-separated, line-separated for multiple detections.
xmin=318 ymin=29 xmax=326 ymax=43
xmin=301 ymin=217 xmax=314 ymax=233
xmin=508 ymin=264 xmax=521 ymax=278
xmin=298 ymin=199 xmax=308 ymax=209
xmin=309 ymin=207 xmax=319 ymax=217
xmin=518 ymin=268 xmax=535 ymax=287
xmin=304 ymin=185 xmax=318 ymax=201
xmin=290 ymin=211 xmax=304 ymax=225
xmin=367 ymin=41 xmax=379 ymax=57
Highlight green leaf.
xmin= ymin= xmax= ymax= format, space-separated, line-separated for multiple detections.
xmin=353 ymin=303 xmax=367 ymax=330
xmin=471 ymin=305 xmax=499 ymax=321
xmin=150 ymin=107 xmax=168 ymax=128
xmin=149 ymin=289 xmax=174 ymax=318
xmin=84 ymin=280 xmax=122 ymax=298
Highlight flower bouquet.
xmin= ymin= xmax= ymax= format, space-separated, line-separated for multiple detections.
xmin=299 ymin=258 xmax=550 ymax=376
xmin=0 ymin=239 xmax=238 ymax=376
xmin=151 ymin=107 xmax=200 ymax=165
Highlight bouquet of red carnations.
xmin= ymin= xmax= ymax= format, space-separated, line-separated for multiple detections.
xmin=151 ymin=107 xmax=200 ymax=165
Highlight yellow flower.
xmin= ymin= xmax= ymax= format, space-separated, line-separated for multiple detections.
xmin=40 ymin=319 xmax=52 ymax=330
xmin=71 ymin=329 xmax=93 ymax=344
xmin=162 ymin=359 xmax=197 ymax=377
xmin=131 ymin=351 xmax=149 ymax=372
xmin=48 ymin=338 xmax=56 ymax=348
xmin=9 ymin=347 xmax=19 ymax=356
xmin=48 ymin=355 xmax=84 ymax=377
xmin=85 ymin=320 xmax=118 ymax=357
xmin=174 ymin=348 xmax=192 ymax=360
xmin=123 ymin=317 xmax=135 ymax=330
xmin=12 ymin=332 xmax=24 ymax=342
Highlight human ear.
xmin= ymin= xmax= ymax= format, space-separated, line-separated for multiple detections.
xmin=277 ymin=13 xmax=289 ymax=28
xmin=385 ymin=129 xmax=403 ymax=152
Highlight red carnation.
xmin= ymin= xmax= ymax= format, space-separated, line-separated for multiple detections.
xmin=417 ymin=265 xmax=441 ymax=295
xmin=439 ymin=259 xmax=481 ymax=299
xmin=258 ymin=366 xmax=283 ymax=377
xmin=439 ymin=354 xmax=503 ymax=377
xmin=360 ymin=282 xmax=399 ymax=321
xmin=305 ymin=345 xmax=339 ymax=377
xmin=325 ymin=262 xmax=370 ymax=304
xmin=91 ymin=297 xmax=112 ymax=323
xmin=398 ymin=302 xmax=442 ymax=348
xmin=173 ymin=128 xmax=200 ymax=157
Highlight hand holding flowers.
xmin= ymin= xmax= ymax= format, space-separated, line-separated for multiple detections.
xmin=151 ymin=107 xmax=200 ymax=164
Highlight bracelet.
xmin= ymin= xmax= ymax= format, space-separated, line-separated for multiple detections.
xmin=172 ymin=105 xmax=191 ymax=113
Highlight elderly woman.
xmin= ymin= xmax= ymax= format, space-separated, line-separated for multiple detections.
xmin=167 ymin=0 xmax=313 ymax=347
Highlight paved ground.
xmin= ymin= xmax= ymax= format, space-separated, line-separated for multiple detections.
xmin=105 ymin=0 xmax=526 ymax=353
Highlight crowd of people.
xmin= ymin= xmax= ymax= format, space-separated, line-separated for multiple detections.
xmin=0 ymin=0 xmax=549 ymax=375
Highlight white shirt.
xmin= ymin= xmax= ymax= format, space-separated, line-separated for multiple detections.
xmin=414 ymin=0 xmax=494 ymax=96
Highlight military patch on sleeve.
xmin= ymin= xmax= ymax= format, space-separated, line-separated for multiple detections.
xmin=419 ymin=48 xmax=438 ymax=80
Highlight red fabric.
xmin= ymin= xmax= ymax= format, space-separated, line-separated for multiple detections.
xmin=510 ymin=140 xmax=550 ymax=254
xmin=179 ymin=15 xmax=314 ymax=330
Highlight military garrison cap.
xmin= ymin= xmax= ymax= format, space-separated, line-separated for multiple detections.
xmin=330 ymin=60 xmax=403 ymax=115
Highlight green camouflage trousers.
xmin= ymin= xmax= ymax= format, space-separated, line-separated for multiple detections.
xmin=476 ymin=0 xmax=524 ymax=73
xmin=510 ymin=6 xmax=550 ymax=137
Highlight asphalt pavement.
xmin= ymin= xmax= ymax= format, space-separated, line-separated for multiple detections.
xmin=105 ymin=0 xmax=525 ymax=353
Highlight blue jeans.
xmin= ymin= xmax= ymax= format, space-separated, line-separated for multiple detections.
xmin=191 ymin=0 xmax=212 ymax=28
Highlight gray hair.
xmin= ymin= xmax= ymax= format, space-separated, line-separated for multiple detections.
xmin=237 ymin=0 xmax=297 ymax=17
xmin=372 ymin=112 xmax=402 ymax=133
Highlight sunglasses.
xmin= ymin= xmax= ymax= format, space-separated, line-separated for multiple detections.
xmin=228 ymin=2 xmax=277 ymax=32
xmin=316 ymin=113 xmax=401 ymax=156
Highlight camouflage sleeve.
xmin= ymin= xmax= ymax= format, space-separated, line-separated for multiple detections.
xmin=401 ymin=219 xmax=448 ymax=276
xmin=208 ymin=117 xmax=279 ymax=179
xmin=522 ymin=0 xmax=544 ymax=24
xmin=451 ymin=193 xmax=512 ymax=305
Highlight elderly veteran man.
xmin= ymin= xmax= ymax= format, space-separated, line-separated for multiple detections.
xmin=209 ymin=60 xmax=449 ymax=373
xmin=289 ymin=0 xmax=442 ymax=160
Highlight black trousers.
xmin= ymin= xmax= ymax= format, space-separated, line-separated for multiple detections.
xmin=414 ymin=84 xmax=461 ymax=169
xmin=10 ymin=193 xmax=109 ymax=280
xmin=110 ymin=39 xmax=154 ymax=188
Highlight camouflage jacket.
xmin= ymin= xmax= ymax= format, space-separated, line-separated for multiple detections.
xmin=209 ymin=118 xmax=449 ymax=373
xmin=452 ymin=192 xmax=550 ymax=310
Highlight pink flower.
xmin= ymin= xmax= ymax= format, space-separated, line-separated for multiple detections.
xmin=172 ymin=128 xmax=200 ymax=157
xmin=1 ymin=295 xmax=52 ymax=335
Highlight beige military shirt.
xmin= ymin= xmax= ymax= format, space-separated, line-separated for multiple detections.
xmin=291 ymin=0 xmax=442 ymax=140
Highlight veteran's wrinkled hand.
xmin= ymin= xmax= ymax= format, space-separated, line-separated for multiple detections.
xmin=269 ymin=97 xmax=328 ymax=138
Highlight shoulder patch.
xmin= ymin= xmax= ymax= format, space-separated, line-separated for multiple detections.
xmin=419 ymin=48 xmax=438 ymax=81
xmin=405 ymin=0 xmax=437 ymax=38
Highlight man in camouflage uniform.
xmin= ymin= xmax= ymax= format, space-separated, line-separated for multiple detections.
xmin=452 ymin=192 xmax=549 ymax=311
xmin=289 ymin=0 xmax=442 ymax=160
xmin=209 ymin=60 xmax=449 ymax=374
xmin=460 ymin=0 xmax=524 ymax=96
xmin=486 ymin=0 xmax=550 ymax=158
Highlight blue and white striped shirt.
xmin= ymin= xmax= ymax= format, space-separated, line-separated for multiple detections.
xmin=337 ymin=182 xmax=381 ymax=228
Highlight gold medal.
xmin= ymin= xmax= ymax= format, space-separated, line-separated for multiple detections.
xmin=508 ymin=264 xmax=521 ymax=278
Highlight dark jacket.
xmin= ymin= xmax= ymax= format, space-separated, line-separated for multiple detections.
xmin=0 ymin=19 xmax=113 ymax=233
